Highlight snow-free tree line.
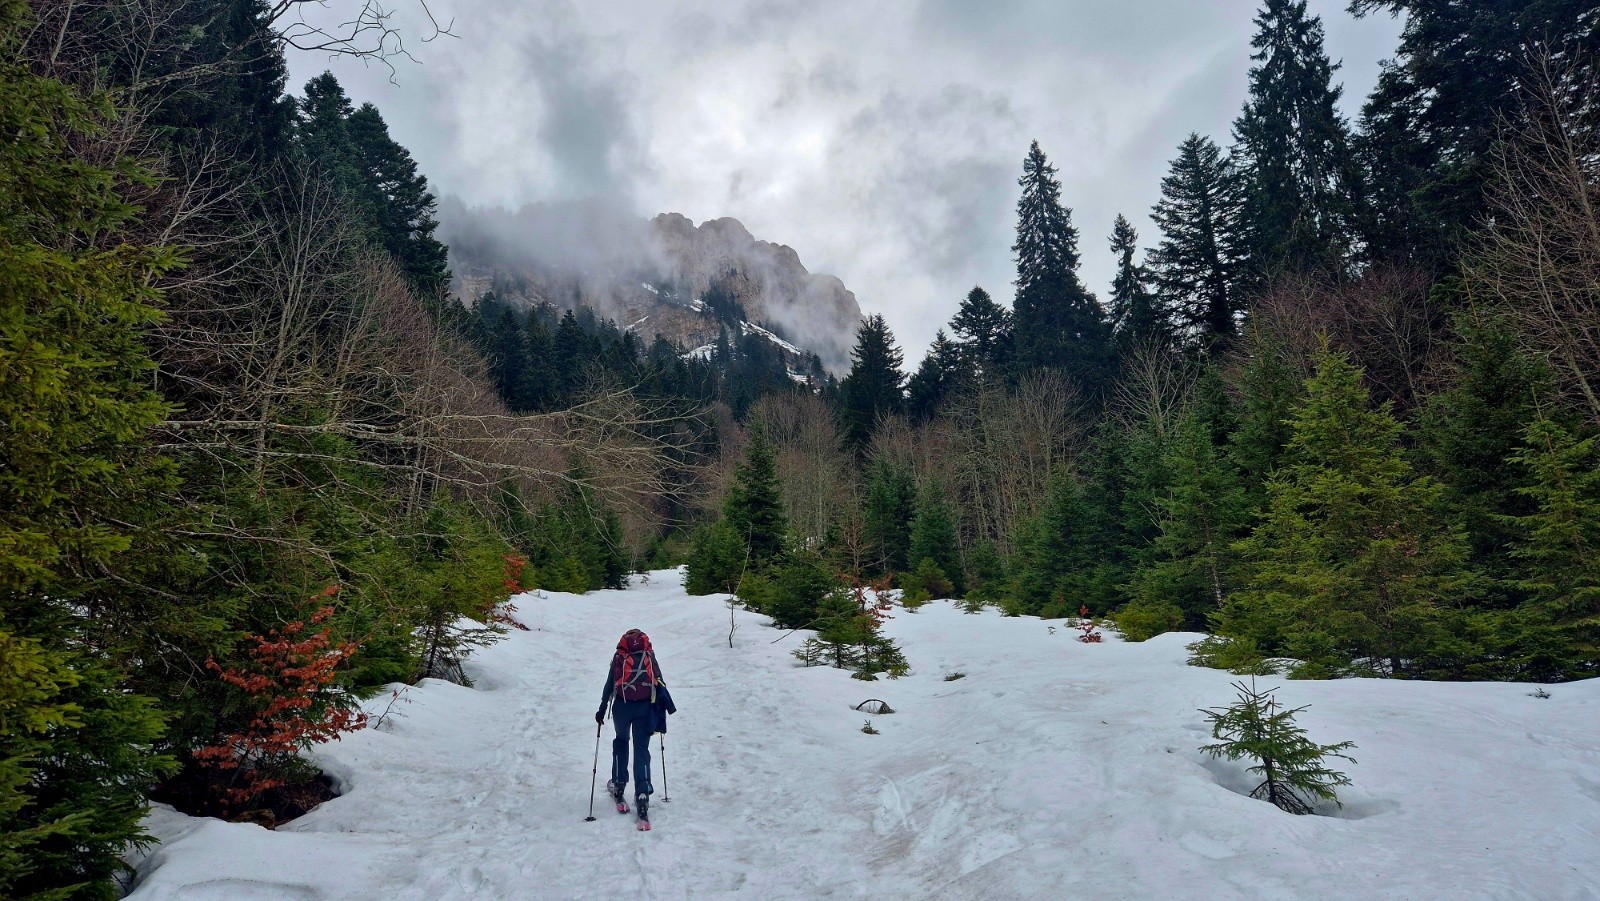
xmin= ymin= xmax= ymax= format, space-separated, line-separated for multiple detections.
xmin=688 ymin=0 xmax=1600 ymax=686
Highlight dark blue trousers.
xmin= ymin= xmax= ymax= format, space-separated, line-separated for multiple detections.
xmin=610 ymin=699 xmax=653 ymax=795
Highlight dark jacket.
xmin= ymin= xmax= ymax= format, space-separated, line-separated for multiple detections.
xmin=650 ymin=685 xmax=677 ymax=734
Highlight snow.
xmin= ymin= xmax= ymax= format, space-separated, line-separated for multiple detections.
xmin=641 ymin=283 xmax=660 ymax=295
xmin=126 ymin=572 xmax=1600 ymax=900
xmin=739 ymin=321 xmax=803 ymax=356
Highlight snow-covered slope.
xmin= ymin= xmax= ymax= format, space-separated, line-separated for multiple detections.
xmin=126 ymin=572 xmax=1600 ymax=900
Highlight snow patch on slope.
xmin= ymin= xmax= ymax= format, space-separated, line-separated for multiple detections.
xmin=125 ymin=574 xmax=1600 ymax=900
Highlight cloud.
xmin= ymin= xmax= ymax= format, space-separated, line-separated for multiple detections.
xmin=289 ymin=0 xmax=1402 ymax=359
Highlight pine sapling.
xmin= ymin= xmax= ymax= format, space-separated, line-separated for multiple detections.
xmin=1200 ymin=680 xmax=1355 ymax=815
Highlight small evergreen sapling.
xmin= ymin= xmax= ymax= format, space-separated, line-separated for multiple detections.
xmin=1200 ymin=680 xmax=1355 ymax=815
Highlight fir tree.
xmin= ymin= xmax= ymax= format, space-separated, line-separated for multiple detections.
xmin=1213 ymin=351 xmax=1473 ymax=677
xmin=1201 ymin=680 xmax=1356 ymax=815
xmin=908 ymin=482 xmax=964 ymax=595
xmin=862 ymin=460 xmax=916 ymax=576
xmin=724 ymin=432 xmax=788 ymax=569
xmin=839 ymin=314 xmax=905 ymax=453
xmin=906 ymin=330 xmax=961 ymax=421
xmin=0 ymin=25 xmax=179 ymax=894
xmin=1148 ymin=134 xmax=1251 ymax=347
xmin=1107 ymin=214 xmax=1166 ymax=351
xmin=949 ymin=285 xmax=1013 ymax=385
xmin=1507 ymin=415 xmax=1600 ymax=679
xmin=1009 ymin=469 xmax=1102 ymax=618
xmin=1129 ymin=409 xmax=1252 ymax=631
xmin=686 ymin=521 xmax=749 ymax=596
xmin=1011 ymin=141 xmax=1111 ymax=391
xmin=1351 ymin=0 xmax=1600 ymax=267
xmin=1232 ymin=0 xmax=1358 ymax=276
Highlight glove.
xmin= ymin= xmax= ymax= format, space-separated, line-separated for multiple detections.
xmin=595 ymin=708 xmax=606 ymax=725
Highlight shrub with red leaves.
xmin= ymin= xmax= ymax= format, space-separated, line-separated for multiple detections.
xmin=488 ymin=554 xmax=532 ymax=631
xmin=1076 ymin=604 xmax=1103 ymax=644
xmin=193 ymin=586 xmax=368 ymax=811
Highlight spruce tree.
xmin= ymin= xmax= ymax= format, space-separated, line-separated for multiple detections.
xmin=1201 ymin=680 xmax=1356 ymax=814
xmin=1213 ymin=351 xmax=1472 ymax=677
xmin=949 ymin=285 xmax=1013 ymax=385
xmin=862 ymin=460 xmax=915 ymax=576
xmin=1418 ymin=315 xmax=1547 ymax=606
xmin=1009 ymin=469 xmax=1102 ymax=618
xmin=1351 ymin=0 xmax=1599 ymax=267
xmin=839 ymin=314 xmax=905 ymax=453
xmin=1507 ymin=415 xmax=1600 ymax=679
xmin=906 ymin=329 xmax=961 ymax=421
xmin=1107 ymin=214 xmax=1166 ymax=351
xmin=0 ymin=26 xmax=178 ymax=894
xmin=345 ymin=103 xmax=451 ymax=295
xmin=1011 ymin=141 xmax=1111 ymax=391
xmin=1232 ymin=0 xmax=1357 ymax=276
xmin=1128 ymin=409 xmax=1251 ymax=632
xmin=1148 ymin=134 xmax=1250 ymax=347
xmin=723 ymin=432 xmax=788 ymax=570
xmin=909 ymin=482 xmax=964 ymax=595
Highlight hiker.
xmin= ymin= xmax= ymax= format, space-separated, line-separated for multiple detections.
xmin=596 ymin=629 xmax=674 ymax=829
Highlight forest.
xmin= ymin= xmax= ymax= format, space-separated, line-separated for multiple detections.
xmin=2 ymin=0 xmax=1597 ymax=896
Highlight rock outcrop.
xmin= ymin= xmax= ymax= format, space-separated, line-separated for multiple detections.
xmin=442 ymin=201 xmax=861 ymax=372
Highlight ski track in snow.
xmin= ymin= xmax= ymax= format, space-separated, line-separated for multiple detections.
xmin=127 ymin=570 xmax=1600 ymax=900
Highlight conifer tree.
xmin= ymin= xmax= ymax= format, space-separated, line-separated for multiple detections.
xmin=862 ymin=460 xmax=916 ymax=576
xmin=1418 ymin=315 xmax=1547 ymax=605
xmin=724 ymin=432 xmax=788 ymax=570
xmin=1351 ymin=0 xmax=1599 ymax=267
xmin=1233 ymin=0 xmax=1357 ymax=276
xmin=1507 ymin=415 xmax=1600 ymax=679
xmin=1128 ymin=410 xmax=1251 ymax=632
xmin=906 ymin=330 xmax=961 ymax=421
xmin=1009 ymin=469 xmax=1102 ymax=618
xmin=949 ymin=285 xmax=1013 ymax=385
xmin=0 ymin=25 xmax=178 ymax=893
xmin=1148 ymin=134 xmax=1250 ymax=347
xmin=1011 ymin=141 xmax=1111 ymax=391
xmin=1201 ymin=681 xmax=1355 ymax=814
xmin=839 ymin=314 xmax=905 ymax=453
xmin=1213 ymin=351 xmax=1472 ymax=677
xmin=909 ymin=482 xmax=964 ymax=595
xmin=1107 ymin=214 xmax=1166 ymax=351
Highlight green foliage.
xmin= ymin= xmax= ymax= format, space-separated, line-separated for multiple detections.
xmin=960 ymin=540 xmax=1007 ymax=612
xmin=1232 ymin=0 xmax=1357 ymax=276
xmin=863 ymin=460 xmax=916 ymax=576
xmin=794 ymin=588 xmax=908 ymax=679
xmin=898 ymin=557 xmax=954 ymax=610
xmin=1128 ymin=409 xmax=1252 ymax=630
xmin=839 ymin=315 xmax=905 ymax=453
xmin=0 ymin=15 xmax=179 ymax=893
xmin=1113 ymin=599 xmax=1187 ymax=642
xmin=685 ymin=520 xmax=747 ymax=596
xmin=1210 ymin=351 xmax=1473 ymax=678
xmin=724 ymin=432 xmax=789 ymax=570
xmin=1504 ymin=415 xmax=1600 ymax=680
xmin=1148 ymin=134 xmax=1250 ymax=346
xmin=1200 ymin=680 xmax=1355 ymax=815
xmin=1011 ymin=141 xmax=1111 ymax=392
xmin=766 ymin=551 xmax=840 ymax=631
xmin=908 ymin=482 xmax=964 ymax=595
xmin=1009 ymin=469 xmax=1108 ymax=618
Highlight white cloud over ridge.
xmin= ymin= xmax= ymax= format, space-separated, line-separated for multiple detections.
xmin=291 ymin=0 xmax=1402 ymax=359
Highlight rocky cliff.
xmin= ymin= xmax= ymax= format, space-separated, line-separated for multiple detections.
xmin=441 ymin=200 xmax=862 ymax=372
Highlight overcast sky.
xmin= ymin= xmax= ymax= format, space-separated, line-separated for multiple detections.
xmin=288 ymin=0 xmax=1404 ymax=359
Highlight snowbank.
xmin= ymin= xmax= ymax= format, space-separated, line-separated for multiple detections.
xmin=125 ymin=572 xmax=1600 ymax=899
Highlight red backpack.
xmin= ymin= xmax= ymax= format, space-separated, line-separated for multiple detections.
xmin=614 ymin=629 xmax=658 ymax=703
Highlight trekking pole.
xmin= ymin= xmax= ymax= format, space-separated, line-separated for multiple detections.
xmin=584 ymin=721 xmax=602 ymax=821
xmin=660 ymin=734 xmax=670 ymax=802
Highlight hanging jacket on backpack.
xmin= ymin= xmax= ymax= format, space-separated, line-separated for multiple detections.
xmin=601 ymin=629 xmax=665 ymax=709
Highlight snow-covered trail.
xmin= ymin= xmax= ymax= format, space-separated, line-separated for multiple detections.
xmin=128 ymin=571 xmax=1600 ymax=900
